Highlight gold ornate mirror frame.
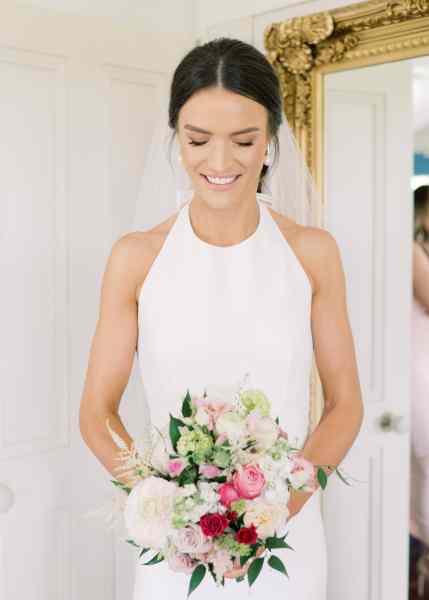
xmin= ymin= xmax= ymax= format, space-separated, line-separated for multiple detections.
xmin=263 ymin=0 xmax=429 ymax=430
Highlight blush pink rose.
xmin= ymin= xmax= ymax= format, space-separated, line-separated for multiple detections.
xmin=218 ymin=482 xmax=240 ymax=507
xmin=199 ymin=463 xmax=222 ymax=479
xmin=167 ymin=458 xmax=187 ymax=477
xmin=232 ymin=464 xmax=266 ymax=499
xmin=166 ymin=550 xmax=197 ymax=574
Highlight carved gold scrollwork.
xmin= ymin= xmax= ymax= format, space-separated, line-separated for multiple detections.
xmin=264 ymin=0 xmax=429 ymax=135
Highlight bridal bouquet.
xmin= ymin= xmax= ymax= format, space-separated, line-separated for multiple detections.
xmin=104 ymin=380 xmax=350 ymax=596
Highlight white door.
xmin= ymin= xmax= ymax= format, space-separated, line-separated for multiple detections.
xmin=323 ymin=60 xmax=413 ymax=600
xmin=0 ymin=5 xmax=190 ymax=599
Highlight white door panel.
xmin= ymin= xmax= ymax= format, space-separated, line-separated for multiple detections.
xmin=0 ymin=7 xmax=191 ymax=599
xmin=323 ymin=60 xmax=413 ymax=600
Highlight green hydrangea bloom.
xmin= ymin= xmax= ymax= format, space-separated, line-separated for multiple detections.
xmin=171 ymin=514 xmax=187 ymax=529
xmin=230 ymin=499 xmax=246 ymax=516
xmin=177 ymin=428 xmax=213 ymax=457
xmin=239 ymin=389 xmax=271 ymax=416
xmin=215 ymin=534 xmax=252 ymax=557
xmin=212 ymin=447 xmax=231 ymax=468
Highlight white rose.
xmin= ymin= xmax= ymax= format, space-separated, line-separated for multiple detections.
xmin=198 ymin=481 xmax=219 ymax=503
xmin=257 ymin=455 xmax=281 ymax=482
xmin=287 ymin=455 xmax=317 ymax=489
xmin=243 ymin=499 xmax=289 ymax=539
xmin=124 ymin=476 xmax=177 ymax=549
xmin=215 ymin=411 xmax=246 ymax=443
xmin=261 ymin=478 xmax=290 ymax=504
xmin=246 ymin=414 xmax=279 ymax=450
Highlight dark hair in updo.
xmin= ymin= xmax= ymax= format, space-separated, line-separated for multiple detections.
xmin=168 ymin=37 xmax=283 ymax=193
xmin=414 ymin=185 xmax=429 ymax=242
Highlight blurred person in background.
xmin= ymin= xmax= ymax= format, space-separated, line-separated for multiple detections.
xmin=409 ymin=185 xmax=429 ymax=598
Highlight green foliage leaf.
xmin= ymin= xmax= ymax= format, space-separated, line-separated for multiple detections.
xmin=139 ymin=547 xmax=150 ymax=557
xmin=125 ymin=539 xmax=140 ymax=548
xmin=188 ymin=564 xmax=206 ymax=597
xmin=317 ymin=467 xmax=328 ymax=490
xmin=247 ymin=556 xmax=264 ymax=587
xmin=240 ymin=555 xmax=250 ymax=567
xmin=182 ymin=390 xmax=193 ymax=418
xmin=178 ymin=465 xmax=198 ymax=486
xmin=211 ymin=475 xmax=227 ymax=484
xmin=111 ymin=479 xmax=132 ymax=494
xmin=169 ymin=414 xmax=185 ymax=452
xmin=143 ymin=552 xmax=164 ymax=565
xmin=265 ymin=536 xmax=290 ymax=550
xmin=268 ymin=554 xmax=288 ymax=578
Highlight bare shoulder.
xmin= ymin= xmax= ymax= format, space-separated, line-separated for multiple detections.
xmin=110 ymin=210 xmax=180 ymax=303
xmin=267 ymin=206 xmax=341 ymax=296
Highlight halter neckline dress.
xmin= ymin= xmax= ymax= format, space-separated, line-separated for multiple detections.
xmin=134 ymin=193 xmax=327 ymax=599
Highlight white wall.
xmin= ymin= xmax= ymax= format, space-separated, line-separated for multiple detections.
xmin=195 ymin=0 xmax=368 ymax=41
xmin=1 ymin=2 xmax=194 ymax=68
xmin=10 ymin=0 xmax=196 ymax=36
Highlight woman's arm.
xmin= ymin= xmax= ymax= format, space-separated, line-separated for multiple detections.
xmin=79 ymin=233 xmax=149 ymax=487
xmin=287 ymin=228 xmax=364 ymax=518
xmin=413 ymin=241 xmax=429 ymax=312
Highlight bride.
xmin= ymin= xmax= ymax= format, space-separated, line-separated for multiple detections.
xmin=79 ymin=37 xmax=364 ymax=598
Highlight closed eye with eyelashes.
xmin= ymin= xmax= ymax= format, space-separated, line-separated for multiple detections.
xmin=188 ymin=140 xmax=254 ymax=147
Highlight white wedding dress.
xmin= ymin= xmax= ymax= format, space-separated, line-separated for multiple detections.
xmin=134 ymin=193 xmax=327 ymax=599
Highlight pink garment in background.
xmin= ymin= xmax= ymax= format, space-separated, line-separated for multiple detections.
xmin=410 ymin=291 xmax=429 ymax=545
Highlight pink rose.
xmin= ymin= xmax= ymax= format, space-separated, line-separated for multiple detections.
xmin=218 ymin=482 xmax=240 ymax=507
xmin=232 ymin=464 xmax=266 ymax=499
xmin=167 ymin=458 xmax=187 ymax=477
xmin=199 ymin=463 xmax=222 ymax=479
xmin=166 ymin=550 xmax=198 ymax=574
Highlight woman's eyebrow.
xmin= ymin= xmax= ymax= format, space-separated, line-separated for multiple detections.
xmin=184 ymin=124 xmax=260 ymax=135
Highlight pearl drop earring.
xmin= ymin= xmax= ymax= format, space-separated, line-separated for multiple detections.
xmin=178 ymin=152 xmax=182 ymax=164
xmin=263 ymin=143 xmax=271 ymax=166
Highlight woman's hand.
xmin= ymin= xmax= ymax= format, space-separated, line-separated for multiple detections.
xmin=223 ymin=545 xmax=266 ymax=580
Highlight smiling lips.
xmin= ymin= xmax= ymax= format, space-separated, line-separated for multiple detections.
xmin=202 ymin=174 xmax=241 ymax=186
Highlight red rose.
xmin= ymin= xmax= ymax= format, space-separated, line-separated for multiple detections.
xmin=199 ymin=513 xmax=229 ymax=537
xmin=225 ymin=510 xmax=238 ymax=522
xmin=235 ymin=525 xmax=258 ymax=545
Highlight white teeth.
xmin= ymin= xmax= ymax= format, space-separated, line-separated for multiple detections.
xmin=206 ymin=175 xmax=237 ymax=185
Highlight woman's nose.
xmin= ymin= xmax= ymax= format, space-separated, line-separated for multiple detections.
xmin=207 ymin=143 xmax=233 ymax=172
